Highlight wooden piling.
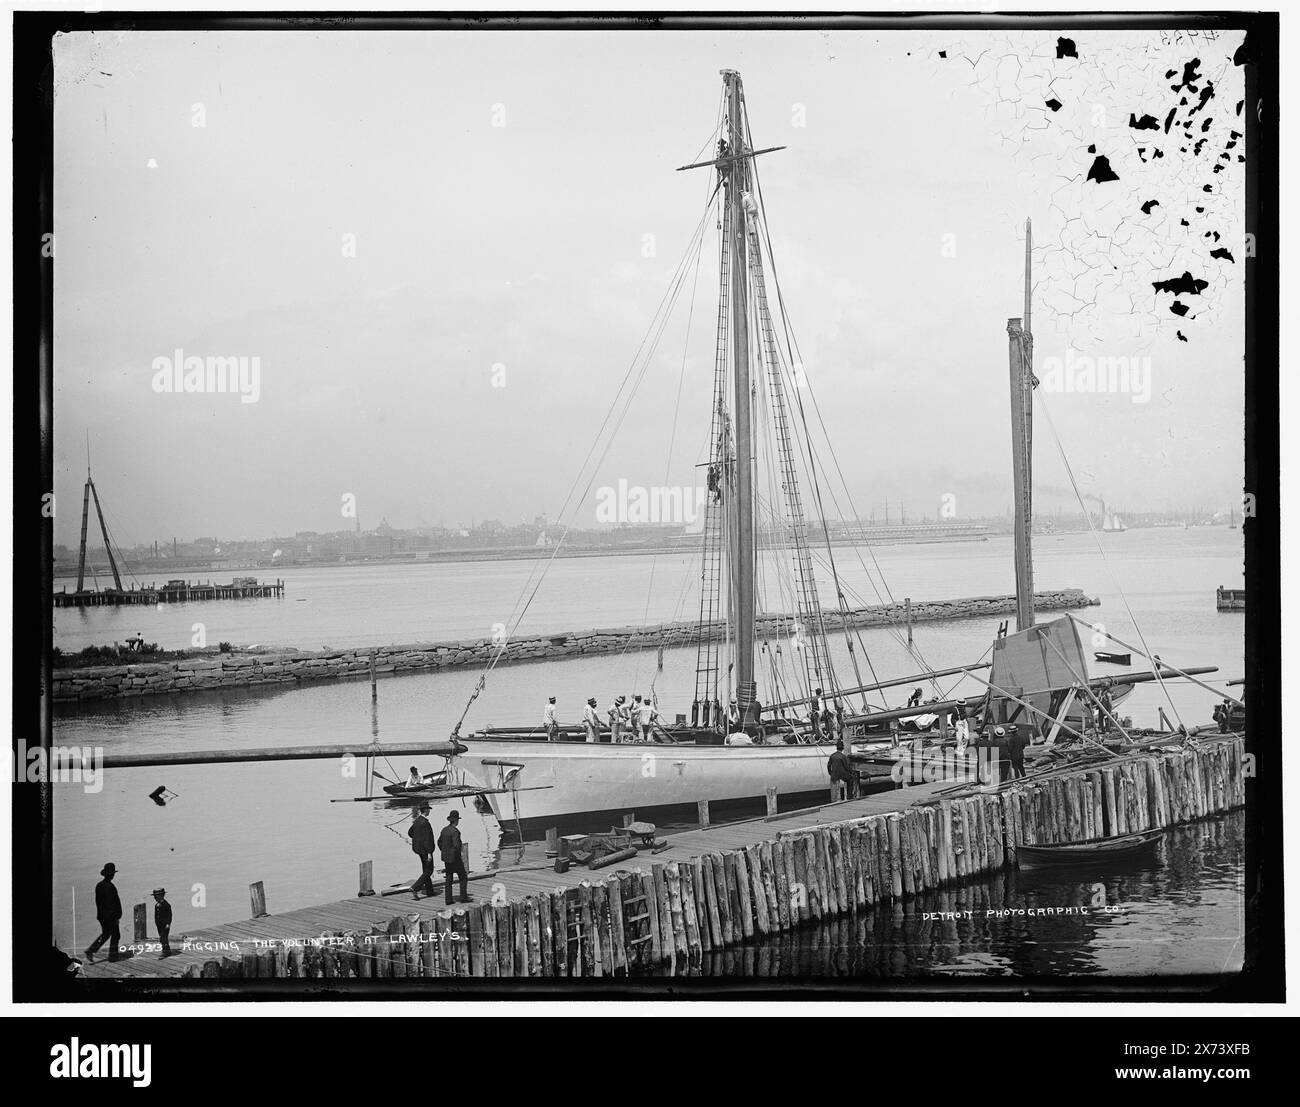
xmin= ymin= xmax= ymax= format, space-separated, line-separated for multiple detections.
xmin=702 ymin=853 xmax=726 ymax=946
xmin=641 ymin=870 xmax=664 ymax=966
xmin=697 ymin=799 xmax=710 ymax=829
xmin=249 ymin=881 xmax=267 ymax=918
xmin=745 ymin=846 xmax=771 ymax=935
xmin=766 ymin=785 xmax=779 ymax=818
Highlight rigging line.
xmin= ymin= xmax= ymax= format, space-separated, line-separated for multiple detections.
xmin=747 ymin=144 xmax=917 ymax=649
xmin=750 ymin=274 xmax=824 ymax=702
xmin=634 ymin=174 xmax=713 ymax=686
xmin=823 ymin=568 xmax=950 ymax=696
xmin=1034 ymin=626 xmax=1135 ymax=742
xmin=951 ymin=667 xmax=1095 ymax=747
xmin=472 ymin=204 xmax=716 ymax=691
xmin=476 ymin=230 xmax=715 ymax=679
xmin=1034 ymin=389 xmax=1185 ymax=729
xmin=492 ymin=199 xmax=714 ymax=630
xmin=766 ymin=320 xmax=849 ymax=695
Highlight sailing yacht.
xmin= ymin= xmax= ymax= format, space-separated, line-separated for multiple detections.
xmin=450 ymin=70 xmax=863 ymax=830
xmin=439 ymin=71 xmax=1186 ymax=834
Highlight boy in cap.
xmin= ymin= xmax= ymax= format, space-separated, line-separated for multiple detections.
xmin=152 ymin=888 xmax=173 ymax=957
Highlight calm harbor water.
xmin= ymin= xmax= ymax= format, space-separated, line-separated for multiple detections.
xmin=639 ymin=812 xmax=1245 ymax=978
xmin=50 ymin=527 xmax=1246 ymax=973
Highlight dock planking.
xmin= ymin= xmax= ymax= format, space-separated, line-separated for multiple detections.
xmin=75 ymin=738 xmax=1246 ymax=981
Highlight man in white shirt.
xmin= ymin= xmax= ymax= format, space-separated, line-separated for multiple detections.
xmin=608 ymin=696 xmax=626 ymax=743
xmin=638 ymin=695 xmax=656 ymax=742
xmin=583 ymin=697 xmax=602 ymax=743
xmin=543 ymin=696 xmax=559 ymax=741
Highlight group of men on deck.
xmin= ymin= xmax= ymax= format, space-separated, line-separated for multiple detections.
xmin=543 ymin=694 xmax=661 ymax=743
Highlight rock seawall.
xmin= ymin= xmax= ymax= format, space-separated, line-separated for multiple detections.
xmin=52 ymin=589 xmax=1098 ymax=704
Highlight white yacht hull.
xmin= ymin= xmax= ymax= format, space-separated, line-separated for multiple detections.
xmin=459 ymin=739 xmax=835 ymax=832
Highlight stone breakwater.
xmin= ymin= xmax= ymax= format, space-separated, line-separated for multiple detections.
xmin=52 ymin=589 xmax=1097 ymax=704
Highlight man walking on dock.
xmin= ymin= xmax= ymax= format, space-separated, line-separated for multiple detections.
xmin=543 ymin=696 xmax=559 ymax=741
xmin=152 ymin=888 xmax=173 ymax=957
xmin=409 ymin=802 xmax=437 ymax=899
xmin=439 ymin=810 xmax=470 ymax=905
xmin=83 ymin=862 xmax=122 ymax=963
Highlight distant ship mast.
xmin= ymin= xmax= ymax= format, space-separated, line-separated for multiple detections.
xmin=75 ymin=440 xmax=124 ymax=593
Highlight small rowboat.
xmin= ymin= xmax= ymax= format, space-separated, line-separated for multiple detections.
xmin=1094 ymin=651 xmax=1132 ymax=666
xmin=381 ymin=771 xmax=448 ymax=799
xmin=1017 ymin=829 xmax=1164 ymax=868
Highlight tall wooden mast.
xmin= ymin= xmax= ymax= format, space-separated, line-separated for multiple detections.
xmin=1008 ymin=218 xmax=1036 ymax=630
xmin=722 ymin=68 xmax=756 ymax=703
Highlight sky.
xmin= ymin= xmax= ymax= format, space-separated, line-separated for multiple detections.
xmin=52 ymin=27 xmax=1247 ymax=547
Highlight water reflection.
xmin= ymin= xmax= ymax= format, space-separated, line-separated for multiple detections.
xmin=634 ymin=814 xmax=1244 ymax=978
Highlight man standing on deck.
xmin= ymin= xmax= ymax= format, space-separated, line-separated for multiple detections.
xmin=439 ymin=810 xmax=470 ymax=905
xmin=583 ymin=697 xmax=602 ymax=743
xmin=608 ymin=695 xmax=625 ymax=743
xmin=827 ymin=740 xmax=855 ymax=800
xmin=810 ymin=688 xmax=824 ymax=738
xmin=409 ymin=802 xmax=437 ymax=899
xmin=543 ymin=696 xmax=559 ymax=741
xmin=83 ymin=862 xmax=122 ymax=963
xmin=1007 ymin=726 xmax=1029 ymax=779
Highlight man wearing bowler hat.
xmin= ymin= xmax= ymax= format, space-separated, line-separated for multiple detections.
xmin=408 ymin=801 xmax=437 ymax=900
xmin=438 ymin=810 xmax=470 ymax=905
xmin=84 ymin=862 xmax=123 ymax=963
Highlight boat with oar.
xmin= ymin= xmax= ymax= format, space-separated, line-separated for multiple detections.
xmin=1017 ymin=829 xmax=1165 ymax=869
xmin=380 ymin=770 xmax=448 ymax=800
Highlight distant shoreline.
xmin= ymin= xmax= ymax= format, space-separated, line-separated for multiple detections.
xmin=53 ymin=531 xmax=1000 ymax=579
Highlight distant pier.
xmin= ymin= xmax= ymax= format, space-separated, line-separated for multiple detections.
xmin=52 ymin=588 xmax=1097 ymax=704
xmin=53 ymin=578 xmax=285 ymax=608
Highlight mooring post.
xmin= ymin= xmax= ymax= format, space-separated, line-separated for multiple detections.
xmin=250 ymin=881 xmax=267 ymax=919
xmin=905 ymin=597 xmax=913 ymax=646
xmin=358 ymin=860 xmax=374 ymax=897
xmin=765 ymin=785 xmax=778 ymax=818
xmin=697 ymin=799 xmax=710 ymax=829
xmin=132 ymin=903 xmax=148 ymax=942
xmin=369 ymin=651 xmax=377 ymax=701
xmin=545 ymin=828 xmax=559 ymax=858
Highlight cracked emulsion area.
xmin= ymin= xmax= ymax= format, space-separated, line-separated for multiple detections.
xmin=920 ymin=29 xmax=1246 ymax=349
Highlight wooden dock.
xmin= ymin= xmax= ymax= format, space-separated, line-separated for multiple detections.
xmin=53 ymin=579 xmax=285 ymax=608
xmin=77 ymin=736 xmax=1246 ymax=982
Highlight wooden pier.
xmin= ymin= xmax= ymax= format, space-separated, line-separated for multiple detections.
xmin=76 ymin=735 xmax=1245 ymax=983
xmin=53 ymin=579 xmax=285 ymax=608
xmin=1216 ymin=585 xmax=1246 ymax=612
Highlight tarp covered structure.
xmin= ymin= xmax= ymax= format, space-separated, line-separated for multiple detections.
xmin=987 ymin=616 xmax=1090 ymax=735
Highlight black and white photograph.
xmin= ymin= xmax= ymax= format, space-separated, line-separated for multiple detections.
xmin=9 ymin=8 xmax=1285 ymax=1035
